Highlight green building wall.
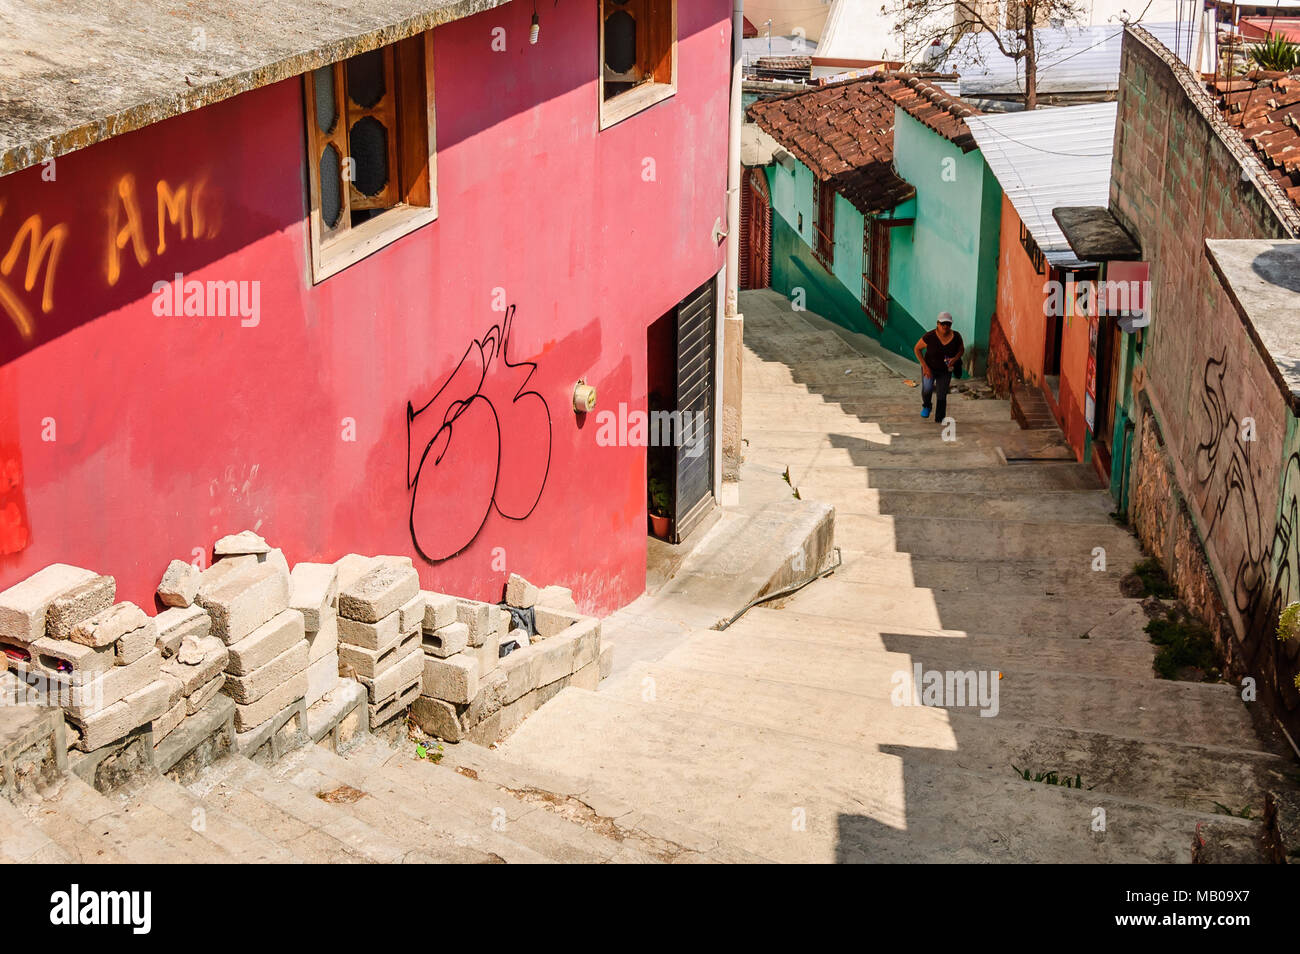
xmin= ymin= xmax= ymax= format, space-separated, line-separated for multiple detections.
xmin=762 ymin=111 xmax=1001 ymax=373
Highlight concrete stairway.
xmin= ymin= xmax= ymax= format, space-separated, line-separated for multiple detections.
xmin=484 ymin=290 xmax=1293 ymax=863
xmin=2 ymin=729 xmax=649 ymax=863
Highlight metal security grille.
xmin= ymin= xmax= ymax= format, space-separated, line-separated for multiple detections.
xmin=672 ymin=279 xmax=716 ymax=544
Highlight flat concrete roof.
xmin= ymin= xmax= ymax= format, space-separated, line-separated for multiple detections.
xmin=1205 ymin=239 xmax=1300 ymax=413
xmin=1054 ymin=206 xmax=1142 ymax=261
xmin=0 ymin=0 xmax=512 ymax=178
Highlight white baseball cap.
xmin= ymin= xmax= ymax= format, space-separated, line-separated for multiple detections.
xmin=937 ymin=312 xmax=953 ymax=325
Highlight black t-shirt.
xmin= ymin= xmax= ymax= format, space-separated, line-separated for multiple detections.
xmin=922 ymin=329 xmax=963 ymax=375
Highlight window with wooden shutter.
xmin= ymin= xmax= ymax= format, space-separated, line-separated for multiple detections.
xmin=303 ymin=32 xmax=437 ymax=283
xmin=813 ymin=178 xmax=835 ymax=269
xmin=599 ymin=0 xmax=677 ymax=129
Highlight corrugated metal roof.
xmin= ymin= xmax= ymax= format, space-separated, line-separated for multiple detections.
xmin=949 ymin=21 xmax=1196 ymax=95
xmin=965 ymin=101 xmax=1118 ymax=268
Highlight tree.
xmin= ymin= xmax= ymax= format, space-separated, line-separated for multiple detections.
xmin=887 ymin=0 xmax=1088 ymax=109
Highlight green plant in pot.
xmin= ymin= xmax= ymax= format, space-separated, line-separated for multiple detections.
xmin=648 ymin=476 xmax=671 ymax=539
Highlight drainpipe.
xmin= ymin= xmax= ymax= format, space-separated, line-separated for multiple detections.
xmin=722 ymin=0 xmax=745 ymax=497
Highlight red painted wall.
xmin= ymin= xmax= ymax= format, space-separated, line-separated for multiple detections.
xmin=0 ymin=1 xmax=732 ymax=615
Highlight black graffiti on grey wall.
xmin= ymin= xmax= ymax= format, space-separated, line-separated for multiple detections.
xmin=1193 ymin=349 xmax=1300 ymax=641
xmin=406 ymin=305 xmax=552 ymax=563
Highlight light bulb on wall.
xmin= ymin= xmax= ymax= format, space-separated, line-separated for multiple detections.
xmin=530 ymin=12 xmax=540 ymax=44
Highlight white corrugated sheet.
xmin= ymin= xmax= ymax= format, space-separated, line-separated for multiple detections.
xmin=948 ymin=21 xmax=1202 ymax=94
xmin=965 ymin=101 xmax=1118 ymax=268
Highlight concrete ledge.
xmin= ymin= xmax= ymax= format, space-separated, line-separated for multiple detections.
xmin=156 ymin=693 xmax=236 ymax=782
xmin=307 ymin=679 xmax=369 ymax=754
xmin=0 ymin=705 xmax=67 ymax=801
xmin=234 ymin=696 xmax=307 ymax=765
xmin=69 ymin=724 xmax=155 ymax=792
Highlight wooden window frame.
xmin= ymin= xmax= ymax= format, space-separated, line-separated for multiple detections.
xmin=598 ymin=0 xmax=678 ymax=130
xmin=813 ymin=178 xmax=835 ymax=269
xmin=303 ymin=31 xmax=438 ymax=284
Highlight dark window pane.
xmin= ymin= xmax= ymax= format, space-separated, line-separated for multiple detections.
xmin=349 ymin=116 xmax=389 ymax=197
xmin=320 ymin=143 xmax=342 ymax=228
xmin=313 ymin=67 xmax=336 ymax=133
xmin=346 ymin=50 xmax=386 ymax=108
xmin=605 ymin=10 xmax=637 ymax=75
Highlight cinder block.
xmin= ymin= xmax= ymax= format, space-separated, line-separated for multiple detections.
xmin=46 ymin=575 xmax=117 ymax=638
xmin=536 ymin=629 xmax=582 ymax=687
xmin=422 ymin=621 xmax=468 ymax=659
xmin=263 ymin=548 xmax=290 ymax=581
xmin=494 ymin=606 xmax=510 ymax=642
xmin=460 ymin=669 xmax=506 ymax=730
xmin=68 ymin=602 xmax=149 ymax=649
xmin=160 ymin=638 xmax=227 ymax=696
xmin=358 ymin=644 xmax=422 ymax=704
xmin=152 ymin=697 xmax=186 ymax=743
xmin=195 ymin=563 xmax=290 ymax=644
xmin=474 ymin=631 xmax=503 ymax=678
xmin=421 ymin=592 xmax=457 ymax=631
xmin=64 ymin=649 xmax=162 ymax=718
xmin=537 ymin=585 xmax=577 ymax=612
xmin=304 ymin=651 xmax=339 ymax=707
xmin=368 ymin=678 xmax=420 ymax=729
xmin=0 ymin=564 xmax=98 ymax=644
xmin=30 ymin=635 xmax=114 ymax=677
xmin=410 ymin=695 xmax=463 ymax=742
xmin=456 ymin=600 xmax=492 ymax=647
xmin=337 ymin=610 xmax=402 ymax=651
xmin=499 ymin=642 xmax=542 ymax=704
xmin=187 ymin=674 xmax=224 ymax=714
xmin=333 ymin=553 xmax=380 ymax=591
xmin=571 ymin=617 xmax=601 ymax=670
xmin=68 ymin=676 xmax=171 ymax=751
xmin=196 ymin=557 xmax=255 ymax=595
xmin=306 ymin=612 xmax=338 ymax=662
xmin=422 ymin=653 xmax=479 ymax=704
xmin=233 ymin=671 xmax=307 ymax=733
xmin=225 ymin=609 xmax=305 ymax=675
xmin=213 ymin=530 xmax=270 ymax=556
xmin=505 ymin=573 xmax=539 ymax=608
xmin=158 ymin=670 xmax=185 ymax=709
xmin=599 ymin=641 xmax=614 ymax=680
xmin=397 ymin=592 xmax=426 ymax=634
xmin=157 ymin=560 xmax=199 ymax=608
xmin=289 ymin=563 xmax=338 ymax=629
xmin=339 ymin=631 xmax=419 ymax=680
xmin=533 ymin=605 xmax=581 ymax=638
xmin=339 ymin=564 xmax=420 ymax=623
xmin=154 ymin=605 xmax=211 ymax=657
xmin=222 ymin=640 xmax=308 ymax=704
xmin=115 ymin=619 xmax=158 ymax=666
xmin=570 ymin=661 xmax=599 ymax=691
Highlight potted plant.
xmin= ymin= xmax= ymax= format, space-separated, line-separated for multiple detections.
xmin=648 ymin=475 xmax=671 ymax=539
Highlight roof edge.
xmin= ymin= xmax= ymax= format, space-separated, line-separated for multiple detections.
xmin=0 ymin=0 xmax=511 ymax=179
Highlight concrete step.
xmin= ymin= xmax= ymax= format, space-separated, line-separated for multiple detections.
xmin=745 ymin=392 xmax=1013 ymax=422
xmin=830 ymin=550 xmax=1131 ymax=596
xmin=23 ymin=773 xmax=237 ymax=863
xmin=498 ymin=687 xmax=1261 ymax=862
xmin=188 ymin=755 xmax=406 ymax=862
xmin=826 ymin=487 xmax=1118 ymax=524
xmin=786 ymin=461 xmax=1105 ymax=492
xmin=609 ymin=622 xmax=1261 ymax=750
xmin=136 ymin=775 xmax=300 ymax=864
xmin=772 ymin=577 xmax=1141 ymax=638
xmin=745 ymin=433 xmax=1072 ymax=466
xmin=833 ymin=512 xmax=1143 ymax=563
xmin=607 ymin=658 xmax=1283 ymax=818
xmin=0 ymin=796 xmax=71 ymax=862
xmin=305 ymin=738 xmax=644 ymax=863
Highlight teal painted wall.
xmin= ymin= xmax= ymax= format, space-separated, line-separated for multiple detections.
xmin=888 ymin=110 xmax=1001 ymax=374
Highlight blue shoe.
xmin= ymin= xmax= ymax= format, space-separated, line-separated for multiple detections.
xmin=920 ymin=407 xmax=931 ymax=419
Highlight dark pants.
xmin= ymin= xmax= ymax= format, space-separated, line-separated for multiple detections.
xmin=922 ymin=370 xmax=951 ymax=421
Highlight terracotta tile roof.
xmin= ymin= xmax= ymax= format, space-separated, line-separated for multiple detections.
xmin=1212 ymin=71 xmax=1300 ymax=209
xmin=746 ymin=77 xmax=916 ymax=215
xmin=877 ymin=75 xmax=982 ymax=153
xmin=755 ymin=55 xmax=813 ymax=71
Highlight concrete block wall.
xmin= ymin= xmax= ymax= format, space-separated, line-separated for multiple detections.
xmin=0 ymin=542 xmax=608 ymax=779
xmin=1111 ymin=27 xmax=1300 ymax=734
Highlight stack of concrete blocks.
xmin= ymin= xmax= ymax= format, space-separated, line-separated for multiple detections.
xmin=152 ymin=560 xmax=226 ymax=749
xmin=334 ymin=555 xmax=424 ymax=729
xmin=0 ymin=564 xmax=178 ymax=753
xmin=289 ymin=562 xmax=341 ymax=709
xmin=412 ymin=574 xmax=612 ymax=745
xmin=194 ymin=533 xmax=308 ymax=756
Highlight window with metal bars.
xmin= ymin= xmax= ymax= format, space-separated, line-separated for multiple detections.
xmin=813 ymin=178 xmax=835 ymax=268
xmin=599 ymin=0 xmax=677 ymax=129
xmin=303 ymin=33 xmax=437 ymax=283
